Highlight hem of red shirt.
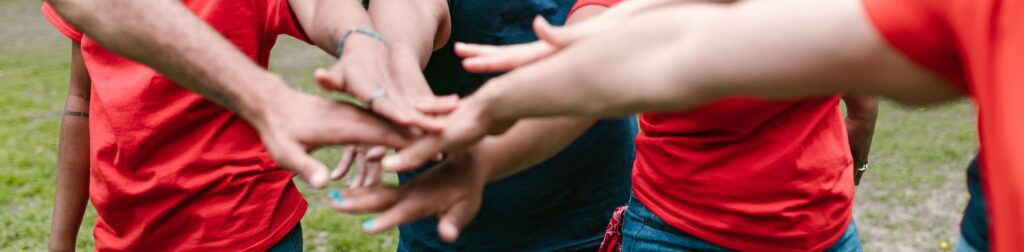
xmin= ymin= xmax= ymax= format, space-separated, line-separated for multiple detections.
xmin=632 ymin=189 xmax=851 ymax=252
xmin=242 ymin=193 xmax=308 ymax=252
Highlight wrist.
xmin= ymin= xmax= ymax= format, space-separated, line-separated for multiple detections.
xmin=48 ymin=235 xmax=76 ymax=252
xmin=465 ymin=88 xmax=502 ymax=124
xmin=238 ymin=74 xmax=298 ymax=131
xmin=337 ymin=29 xmax=388 ymax=58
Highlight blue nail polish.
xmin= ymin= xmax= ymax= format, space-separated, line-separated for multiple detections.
xmin=330 ymin=190 xmax=343 ymax=204
xmin=362 ymin=219 xmax=375 ymax=230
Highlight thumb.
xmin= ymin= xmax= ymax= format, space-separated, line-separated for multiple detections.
xmin=533 ymin=16 xmax=576 ymax=48
xmin=382 ymin=136 xmax=449 ymax=172
xmin=273 ymin=140 xmax=330 ymax=190
xmin=438 ymin=200 xmax=480 ymax=243
xmin=534 ymin=14 xmax=610 ymax=49
xmin=314 ymin=68 xmax=346 ymax=92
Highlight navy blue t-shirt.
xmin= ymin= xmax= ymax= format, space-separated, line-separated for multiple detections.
xmin=961 ymin=154 xmax=989 ymax=250
xmin=396 ymin=0 xmax=638 ymax=251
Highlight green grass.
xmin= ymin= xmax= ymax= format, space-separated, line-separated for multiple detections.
xmin=0 ymin=1 xmax=979 ymax=251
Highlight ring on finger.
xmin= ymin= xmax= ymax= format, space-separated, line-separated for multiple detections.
xmin=366 ymin=89 xmax=385 ymax=111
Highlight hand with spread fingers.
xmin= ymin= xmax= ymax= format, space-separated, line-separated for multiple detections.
xmin=329 ymin=151 xmax=487 ymax=243
xmin=255 ymin=87 xmax=418 ymax=190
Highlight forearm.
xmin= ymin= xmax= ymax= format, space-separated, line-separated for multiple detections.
xmin=470 ymin=117 xmax=599 ymax=181
xmin=50 ymin=116 xmax=90 ymax=251
xmin=50 ymin=44 xmax=91 ymax=251
xmin=368 ymin=0 xmax=450 ymax=96
xmin=370 ymin=0 xmax=449 ymax=68
xmin=842 ymin=94 xmax=878 ymax=165
xmin=293 ymin=0 xmax=377 ymax=56
xmin=44 ymin=0 xmax=286 ymax=122
xmin=475 ymin=0 xmax=950 ymax=122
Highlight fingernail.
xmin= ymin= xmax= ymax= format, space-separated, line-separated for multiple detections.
xmin=382 ymin=156 xmax=401 ymax=170
xmin=362 ymin=219 xmax=375 ymax=231
xmin=330 ymin=190 xmax=344 ymax=204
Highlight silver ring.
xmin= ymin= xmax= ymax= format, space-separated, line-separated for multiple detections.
xmin=366 ymin=89 xmax=387 ymax=110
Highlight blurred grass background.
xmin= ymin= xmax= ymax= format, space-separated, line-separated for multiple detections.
xmin=0 ymin=1 xmax=977 ymax=251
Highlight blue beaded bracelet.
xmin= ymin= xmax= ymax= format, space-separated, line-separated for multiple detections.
xmin=336 ymin=28 xmax=388 ymax=58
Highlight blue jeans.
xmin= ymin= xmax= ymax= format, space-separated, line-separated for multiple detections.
xmin=268 ymin=224 xmax=303 ymax=252
xmin=622 ymin=198 xmax=862 ymax=252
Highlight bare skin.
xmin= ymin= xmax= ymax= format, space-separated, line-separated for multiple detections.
xmin=383 ymin=0 xmax=950 ymax=173
xmin=48 ymin=43 xmax=91 ymax=252
xmin=332 ymin=5 xmax=621 ymax=242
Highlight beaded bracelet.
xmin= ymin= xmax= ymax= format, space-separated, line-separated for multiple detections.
xmin=336 ymin=28 xmax=388 ymax=58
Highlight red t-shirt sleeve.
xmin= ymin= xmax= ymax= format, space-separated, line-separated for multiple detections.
xmin=267 ymin=0 xmax=312 ymax=43
xmin=861 ymin=0 xmax=968 ymax=92
xmin=40 ymin=3 xmax=84 ymax=43
xmin=569 ymin=0 xmax=623 ymax=17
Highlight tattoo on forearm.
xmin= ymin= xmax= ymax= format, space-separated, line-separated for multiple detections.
xmin=64 ymin=111 xmax=89 ymax=118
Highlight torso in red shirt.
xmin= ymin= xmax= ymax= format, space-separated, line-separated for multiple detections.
xmin=571 ymin=1 xmax=856 ymax=251
xmin=634 ymin=97 xmax=854 ymax=252
xmin=862 ymin=0 xmax=1024 ymax=250
xmin=41 ymin=1 xmax=309 ymax=251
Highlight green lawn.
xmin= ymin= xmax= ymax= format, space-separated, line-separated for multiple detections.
xmin=0 ymin=1 xmax=978 ymax=251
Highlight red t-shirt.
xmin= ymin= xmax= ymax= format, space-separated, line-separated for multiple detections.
xmin=634 ymin=98 xmax=853 ymax=252
xmin=863 ymin=0 xmax=1024 ymax=251
xmin=41 ymin=2 xmax=309 ymax=251
xmin=574 ymin=1 xmax=855 ymax=251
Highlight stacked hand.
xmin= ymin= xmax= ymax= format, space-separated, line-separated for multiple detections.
xmin=313 ymin=35 xmax=456 ymax=132
xmin=320 ymin=1 xmax=698 ymax=240
xmin=318 ymin=15 xmax=613 ymax=241
xmin=252 ymin=83 xmax=416 ymax=190
xmin=310 ymin=33 xmax=459 ymax=188
xmin=330 ymin=151 xmax=487 ymax=243
xmin=379 ymin=15 xmax=621 ymax=172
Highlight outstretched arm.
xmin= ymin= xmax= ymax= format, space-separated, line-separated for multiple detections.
xmin=48 ymin=43 xmax=91 ymax=252
xmin=379 ymin=0 xmax=955 ymax=170
xmin=473 ymin=0 xmax=955 ymax=121
xmin=43 ymin=0 xmax=414 ymax=189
